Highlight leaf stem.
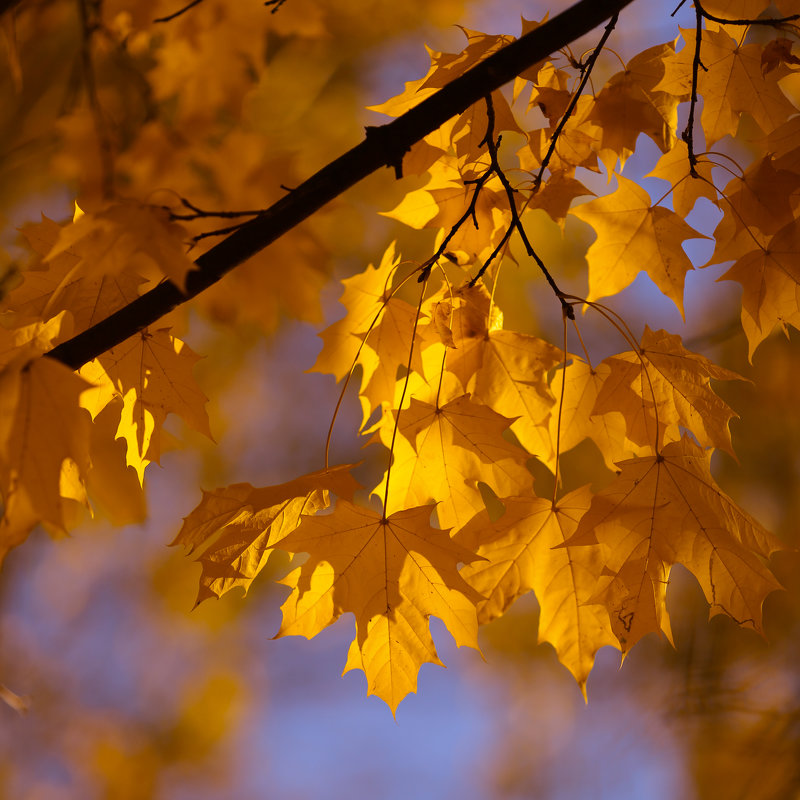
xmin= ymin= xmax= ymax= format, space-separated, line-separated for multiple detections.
xmin=382 ymin=277 xmax=428 ymax=518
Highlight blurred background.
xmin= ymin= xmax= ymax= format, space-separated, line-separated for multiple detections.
xmin=1 ymin=0 xmax=799 ymax=797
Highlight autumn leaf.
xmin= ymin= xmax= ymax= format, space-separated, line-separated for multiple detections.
xmin=375 ymin=393 xmax=534 ymax=530
xmin=383 ymin=158 xmax=511 ymax=264
xmin=174 ymin=465 xmax=360 ymax=604
xmin=44 ymin=201 xmax=197 ymax=290
xmin=425 ymin=282 xmax=562 ymax=467
xmin=592 ymin=326 xmax=744 ymax=455
xmin=311 ymin=242 xmax=400 ymax=384
xmin=548 ymin=357 xmax=652 ymax=471
xmin=566 ymin=437 xmax=785 ymax=650
xmin=8 ymin=213 xmax=146 ymax=336
xmin=570 ymin=174 xmax=707 ymax=316
xmin=588 ymin=43 xmax=679 ymax=170
xmin=456 ymin=485 xmax=618 ymax=691
xmin=657 ymin=28 xmax=797 ymax=145
xmin=646 ymin=141 xmax=718 ymax=218
xmin=719 ymin=218 xmax=800 ymax=357
xmin=80 ymin=328 xmax=212 ymax=483
xmin=274 ymin=500 xmax=483 ymax=713
xmin=0 ymin=357 xmax=92 ymax=561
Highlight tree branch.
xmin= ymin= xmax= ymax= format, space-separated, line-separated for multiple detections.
xmin=46 ymin=0 xmax=637 ymax=371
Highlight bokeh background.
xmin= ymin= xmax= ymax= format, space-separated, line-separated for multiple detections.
xmin=1 ymin=0 xmax=800 ymax=797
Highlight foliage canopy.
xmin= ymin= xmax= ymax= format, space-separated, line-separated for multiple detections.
xmin=0 ymin=0 xmax=799 ymax=717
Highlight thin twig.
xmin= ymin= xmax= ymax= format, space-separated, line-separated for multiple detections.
xmin=533 ymin=13 xmax=619 ymax=192
xmin=168 ymin=196 xmax=266 ymax=221
xmin=470 ymin=95 xmax=573 ymax=319
xmin=682 ymin=3 xmax=705 ymax=174
xmin=154 ymin=0 xmax=203 ymax=23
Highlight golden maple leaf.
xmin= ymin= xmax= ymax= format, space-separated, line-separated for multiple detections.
xmin=589 ymin=43 xmax=679 ymax=171
xmin=646 ymin=140 xmax=718 ymax=219
xmin=592 ymin=326 xmax=744 ymax=455
xmin=456 ymin=485 xmax=618 ymax=692
xmin=570 ymin=174 xmax=707 ymax=316
xmin=657 ymin=28 xmax=797 ymax=146
xmin=565 ymin=437 xmax=785 ymax=651
xmin=719 ymin=218 xmax=800 ymax=357
xmin=0 ymin=357 xmax=93 ymax=561
xmin=374 ymin=393 xmax=534 ymax=530
xmin=311 ymin=242 xmax=400 ymax=384
xmin=549 ymin=358 xmax=652 ymax=471
xmin=175 ymin=465 xmax=359 ymax=604
xmin=10 ymin=214 xmax=146 ymax=337
xmin=80 ymin=328 xmax=212 ymax=482
xmin=274 ymin=500 xmax=483 ymax=713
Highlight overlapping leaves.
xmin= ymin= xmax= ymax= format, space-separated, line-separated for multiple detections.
xmin=1 ymin=5 xmax=796 ymax=713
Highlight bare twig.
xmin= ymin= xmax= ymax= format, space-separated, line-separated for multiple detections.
xmin=154 ymin=0 xmax=204 ymax=24
xmin=682 ymin=3 xmax=705 ymax=173
xmin=470 ymin=95 xmax=573 ymax=319
xmin=533 ymin=13 xmax=619 ymax=192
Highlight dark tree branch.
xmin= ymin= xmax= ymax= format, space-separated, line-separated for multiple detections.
xmin=46 ymin=0 xmax=637 ymax=371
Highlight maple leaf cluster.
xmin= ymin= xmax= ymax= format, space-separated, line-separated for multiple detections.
xmin=0 ymin=0 xmax=798 ymax=712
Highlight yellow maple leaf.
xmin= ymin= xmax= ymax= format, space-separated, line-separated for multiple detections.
xmin=593 ymin=326 xmax=744 ymax=455
xmin=469 ymin=330 xmax=564 ymax=469
xmin=646 ymin=141 xmax=718 ymax=219
xmin=382 ymin=157 xmax=511 ymax=263
xmin=456 ymin=485 xmax=618 ymax=692
xmin=9 ymin=214 xmax=145 ymax=336
xmin=565 ymin=437 xmax=784 ymax=651
xmin=657 ymin=28 xmax=797 ymax=146
xmin=82 ymin=328 xmax=212 ymax=482
xmin=719 ymin=156 xmax=800 ymax=239
xmin=420 ymin=282 xmax=561 ymax=466
xmin=589 ymin=43 xmax=679 ymax=170
xmin=570 ymin=174 xmax=707 ymax=316
xmin=549 ymin=358 xmax=652 ymax=471
xmin=524 ymin=96 xmax=601 ymax=175
xmin=357 ymin=296 xmax=425 ymax=419
xmin=720 ymin=218 xmax=800 ymax=357
xmin=527 ymin=171 xmax=594 ymax=227
xmin=275 ymin=500 xmax=483 ymax=713
xmin=375 ymin=393 xmax=534 ymax=530
xmin=311 ymin=243 xmax=400 ymax=383
xmin=44 ymin=201 xmax=196 ymax=290
xmin=175 ymin=465 xmax=359 ymax=604
xmin=702 ymin=0 xmax=771 ymax=16
xmin=421 ymin=28 xmax=513 ymax=90
xmin=84 ymin=401 xmax=146 ymax=527
xmin=0 ymin=357 xmax=92 ymax=561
